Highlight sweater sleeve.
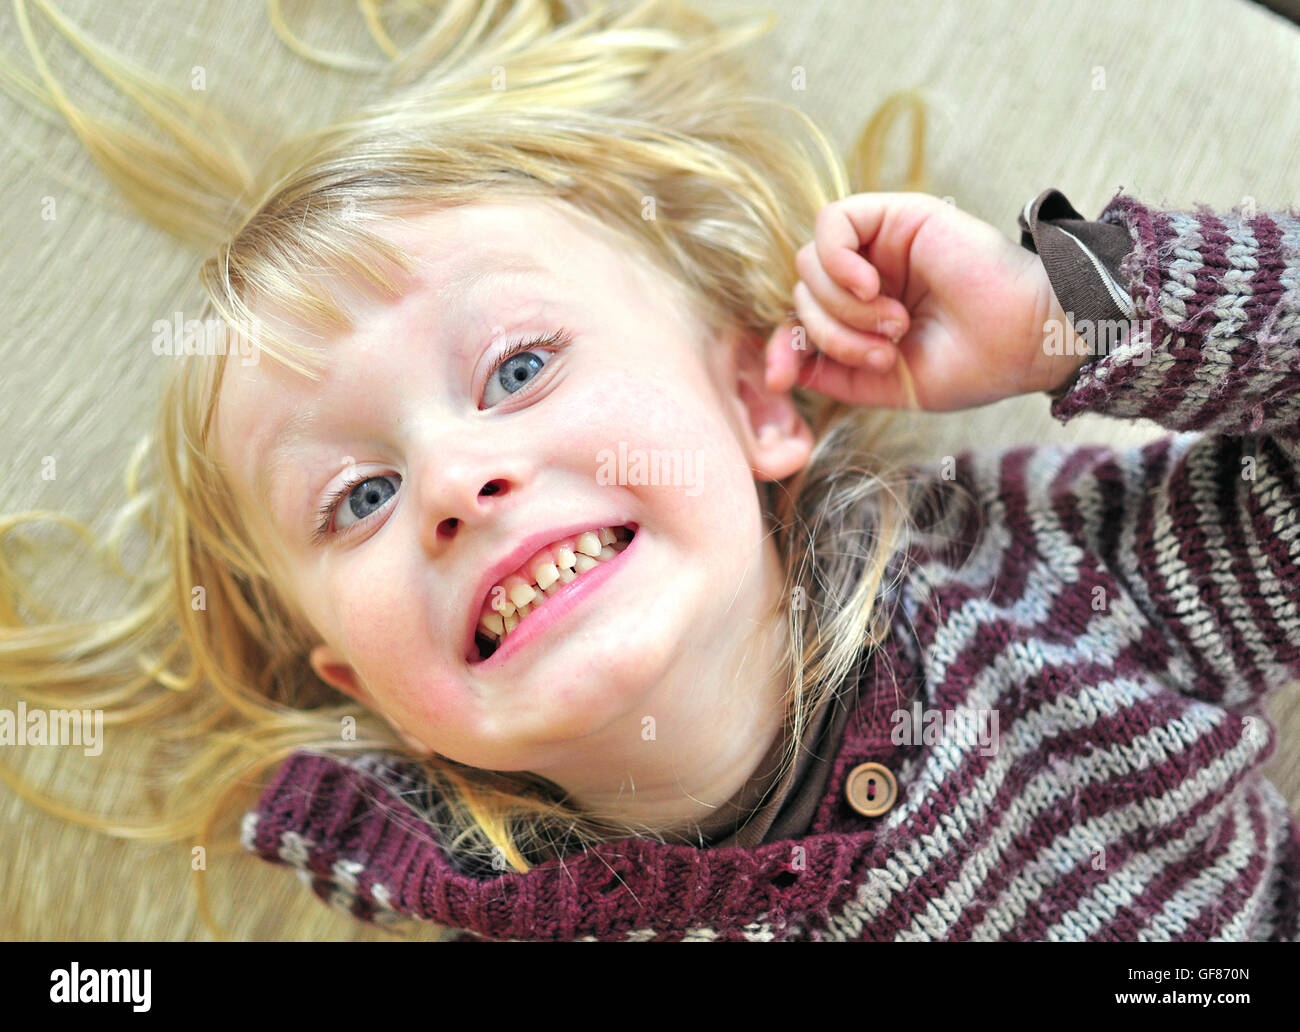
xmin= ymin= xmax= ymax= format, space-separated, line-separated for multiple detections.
xmin=1023 ymin=190 xmax=1300 ymax=711
xmin=1017 ymin=187 xmax=1137 ymax=399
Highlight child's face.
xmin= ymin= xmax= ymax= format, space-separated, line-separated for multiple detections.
xmin=212 ymin=197 xmax=813 ymax=780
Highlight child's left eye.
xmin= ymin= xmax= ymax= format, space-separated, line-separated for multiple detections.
xmin=481 ymin=328 xmax=572 ymax=408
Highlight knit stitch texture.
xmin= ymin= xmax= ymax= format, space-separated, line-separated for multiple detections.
xmin=243 ymin=193 xmax=1300 ymax=941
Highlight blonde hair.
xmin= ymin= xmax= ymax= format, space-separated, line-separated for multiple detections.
xmin=0 ymin=0 xmax=929 ymax=938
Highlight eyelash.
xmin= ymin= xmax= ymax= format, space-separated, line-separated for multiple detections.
xmin=309 ymin=328 xmax=572 ymax=544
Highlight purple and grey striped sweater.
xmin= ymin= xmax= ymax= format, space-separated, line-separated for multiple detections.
xmin=242 ymin=192 xmax=1300 ymax=941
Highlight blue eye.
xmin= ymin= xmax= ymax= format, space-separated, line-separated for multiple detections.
xmin=481 ymin=328 xmax=571 ymax=408
xmin=329 ymin=474 xmax=399 ymax=534
xmin=497 ymin=350 xmax=545 ymax=392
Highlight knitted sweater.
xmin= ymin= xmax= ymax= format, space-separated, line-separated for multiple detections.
xmin=242 ymin=191 xmax=1300 ymax=941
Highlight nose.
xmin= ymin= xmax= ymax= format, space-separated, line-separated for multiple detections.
xmin=417 ymin=444 xmax=528 ymax=553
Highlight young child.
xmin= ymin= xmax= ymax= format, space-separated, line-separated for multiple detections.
xmin=244 ymin=184 xmax=1300 ymax=943
xmin=3 ymin=0 xmax=1297 ymax=942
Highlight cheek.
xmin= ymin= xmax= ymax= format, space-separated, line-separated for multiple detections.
xmin=331 ymin=559 xmax=414 ymax=649
xmin=330 ymin=571 xmax=435 ymax=698
xmin=572 ymin=368 xmax=757 ymax=543
xmin=339 ymin=598 xmax=469 ymax=741
xmin=581 ymin=365 xmax=744 ymax=468
xmin=327 ymin=559 xmax=481 ymax=722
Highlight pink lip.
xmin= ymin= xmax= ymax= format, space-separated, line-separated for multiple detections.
xmin=461 ymin=519 xmax=638 ymax=664
xmin=468 ymin=525 xmax=639 ymax=670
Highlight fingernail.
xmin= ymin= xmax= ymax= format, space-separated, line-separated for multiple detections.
xmin=868 ymin=348 xmax=892 ymax=370
xmin=881 ymin=322 xmax=904 ymax=342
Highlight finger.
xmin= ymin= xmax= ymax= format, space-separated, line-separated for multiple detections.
xmin=796 ymin=242 xmax=911 ymax=341
xmin=763 ymin=320 xmax=809 ymax=393
xmin=814 ymin=199 xmax=887 ymax=303
xmin=793 ymin=279 xmax=898 ymax=369
xmin=795 ymin=348 xmax=910 ymax=409
xmin=866 ymin=343 xmax=899 ymax=373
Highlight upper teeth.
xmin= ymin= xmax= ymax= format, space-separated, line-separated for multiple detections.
xmin=476 ymin=525 xmax=631 ymax=642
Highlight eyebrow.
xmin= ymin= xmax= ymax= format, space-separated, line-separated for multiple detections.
xmin=253 ymin=261 xmax=552 ymax=528
xmin=438 ymin=259 xmax=551 ymax=300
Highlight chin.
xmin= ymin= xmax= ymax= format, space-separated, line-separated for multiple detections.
xmin=514 ymin=666 xmax=661 ymax=750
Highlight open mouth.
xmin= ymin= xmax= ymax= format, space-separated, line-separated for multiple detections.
xmin=471 ymin=523 xmax=638 ymax=663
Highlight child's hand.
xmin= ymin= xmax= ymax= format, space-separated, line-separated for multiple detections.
xmin=765 ymin=192 xmax=1085 ymax=410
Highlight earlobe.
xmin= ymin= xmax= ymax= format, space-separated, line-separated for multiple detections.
xmin=749 ymin=410 xmax=815 ymax=482
xmin=310 ymin=644 xmax=368 ymax=704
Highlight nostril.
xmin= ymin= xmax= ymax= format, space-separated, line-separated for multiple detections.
xmin=480 ymin=480 xmax=504 ymax=496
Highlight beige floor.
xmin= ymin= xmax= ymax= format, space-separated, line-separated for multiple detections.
xmin=1 ymin=0 xmax=1297 ymax=940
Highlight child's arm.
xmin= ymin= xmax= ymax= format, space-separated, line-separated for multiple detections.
xmin=772 ymin=189 xmax=1300 ymax=712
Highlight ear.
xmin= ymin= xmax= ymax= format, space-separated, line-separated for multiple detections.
xmin=309 ymin=644 xmax=428 ymax=754
xmin=729 ymin=329 xmax=814 ymax=483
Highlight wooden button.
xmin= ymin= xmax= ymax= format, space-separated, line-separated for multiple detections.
xmin=845 ymin=762 xmax=897 ymax=817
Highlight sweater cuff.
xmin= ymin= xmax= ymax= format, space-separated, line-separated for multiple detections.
xmin=1018 ymin=188 xmax=1138 ymax=399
